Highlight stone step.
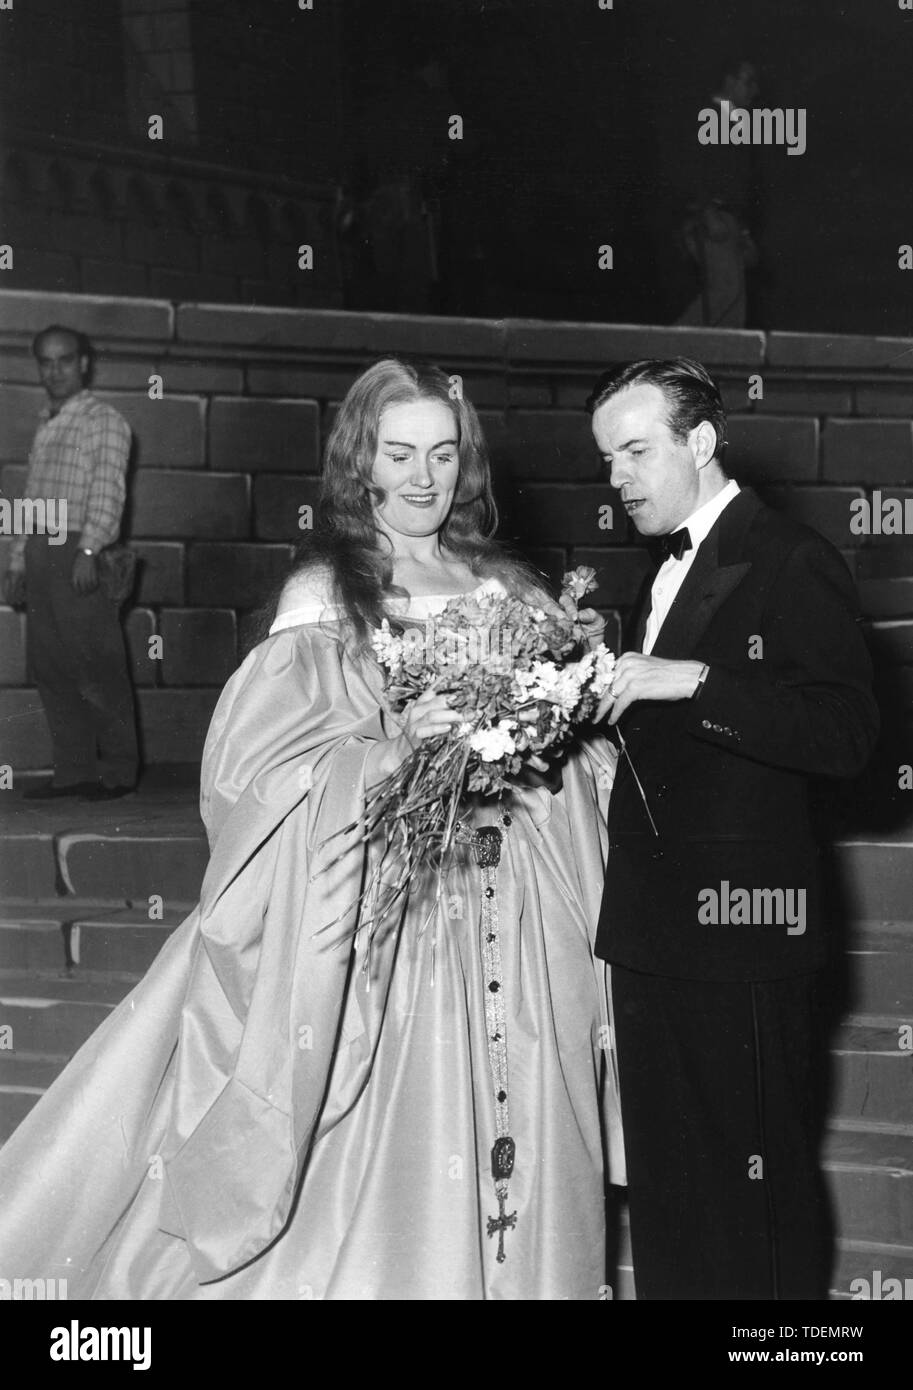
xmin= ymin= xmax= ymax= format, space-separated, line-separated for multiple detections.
xmin=0 ymin=1050 xmax=69 ymax=1089
xmin=4 ymin=831 xmax=912 ymax=937
xmin=0 ymin=1086 xmax=44 ymax=1142
xmin=0 ymin=687 xmax=221 ymax=769
xmin=823 ymin=1120 xmax=913 ymax=1247
xmin=831 ymin=1238 xmax=913 ymax=1299
xmin=835 ymin=836 xmax=913 ymax=921
xmin=0 ymin=834 xmax=59 ymax=899
xmin=0 ymin=768 xmax=207 ymax=903
xmin=0 ymin=951 xmax=907 ymax=1100
xmin=0 ymin=972 xmax=129 ymax=1056
xmin=0 ymin=1045 xmax=67 ymax=1142
xmin=1 ymin=974 xmax=907 ymax=1116
xmin=4 ymin=783 xmax=909 ymax=924
xmin=858 ymin=577 xmax=913 ymax=620
xmin=0 ymin=831 xmax=208 ymax=903
xmin=4 ymin=902 xmax=909 ymax=1004
xmin=0 ymin=903 xmax=185 ymax=974
xmin=856 ymin=542 xmax=913 ymax=582
xmin=833 ymin=1015 xmax=913 ymax=1127
xmin=845 ymin=925 xmax=913 ymax=1016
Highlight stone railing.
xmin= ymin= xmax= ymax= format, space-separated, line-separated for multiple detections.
xmin=0 ymin=128 xmax=344 ymax=306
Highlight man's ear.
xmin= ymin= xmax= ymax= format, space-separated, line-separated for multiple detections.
xmin=690 ymin=420 xmax=717 ymax=470
xmin=79 ymin=355 xmax=90 ymax=379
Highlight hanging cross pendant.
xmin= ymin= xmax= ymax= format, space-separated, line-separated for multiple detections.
xmin=487 ymin=1189 xmax=517 ymax=1263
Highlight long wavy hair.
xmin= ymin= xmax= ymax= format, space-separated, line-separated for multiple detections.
xmin=254 ymin=358 xmax=541 ymax=649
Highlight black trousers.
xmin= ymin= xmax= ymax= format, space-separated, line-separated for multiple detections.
xmin=612 ymin=964 xmax=831 ymax=1300
xmin=25 ymin=535 xmax=139 ymax=787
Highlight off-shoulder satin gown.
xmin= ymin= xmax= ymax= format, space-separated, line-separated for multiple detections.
xmin=0 ymin=582 xmax=623 ymax=1299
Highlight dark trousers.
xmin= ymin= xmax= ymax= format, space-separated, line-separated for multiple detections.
xmin=612 ymin=964 xmax=831 ymax=1300
xmin=25 ymin=535 xmax=139 ymax=787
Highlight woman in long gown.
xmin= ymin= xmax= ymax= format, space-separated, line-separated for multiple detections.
xmin=0 ymin=359 xmax=622 ymax=1300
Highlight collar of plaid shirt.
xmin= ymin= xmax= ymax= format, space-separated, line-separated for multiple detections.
xmin=39 ymin=387 xmax=93 ymax=424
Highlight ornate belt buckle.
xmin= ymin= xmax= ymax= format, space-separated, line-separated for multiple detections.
xmin=474 ymin=825 xmax=502 ymax=869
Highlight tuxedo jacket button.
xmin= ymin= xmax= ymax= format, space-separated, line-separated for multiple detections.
xmin=701 ymin=719 xmax=712 ymax=729
xmin=656 ymin=783 xmax=669 ymax=797
xmin=712 ymin=723 xmax=723 ymax=732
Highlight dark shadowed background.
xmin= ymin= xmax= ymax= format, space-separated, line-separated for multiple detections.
xmin=1 ymin=0 xmax=911 ymax=331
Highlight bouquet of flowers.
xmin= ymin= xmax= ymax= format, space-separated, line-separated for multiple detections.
xmin=320 ymin=567 xmax=616 ymax=934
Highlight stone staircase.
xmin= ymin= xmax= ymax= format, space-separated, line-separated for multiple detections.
xmin=1 ymin=772 xmax=910 ymax=1301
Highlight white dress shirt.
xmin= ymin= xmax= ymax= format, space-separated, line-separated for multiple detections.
xmin=642 ymin=478 xmax=741 ymax=654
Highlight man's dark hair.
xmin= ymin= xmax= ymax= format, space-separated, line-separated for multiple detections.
xmin=586 ymin=357 xmax=729 ymax=465
xmin=32 ymin=324 xmax=93 ymax=363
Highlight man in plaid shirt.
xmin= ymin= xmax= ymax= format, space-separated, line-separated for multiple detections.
xmin=5 ymin=326 xmax=139 ymax=800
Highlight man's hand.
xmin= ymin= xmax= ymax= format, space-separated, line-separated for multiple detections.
xmin=597 ymin=653 xmax=706 ymax=724
xmin=72 ymin=551 xmax=99 ymax=595
xmin=578 ymin=605 xmax=606 ymax=652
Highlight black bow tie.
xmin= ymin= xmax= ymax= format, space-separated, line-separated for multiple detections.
xmin=648 ymin=526 xmax=693 ymax=566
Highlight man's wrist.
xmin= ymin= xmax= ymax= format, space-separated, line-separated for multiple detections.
xmin=691 ymin=662 xmax=710 ymax=699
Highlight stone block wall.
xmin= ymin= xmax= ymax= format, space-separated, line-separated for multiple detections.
xmin=1 ymin=289 xmax=912 ymax=792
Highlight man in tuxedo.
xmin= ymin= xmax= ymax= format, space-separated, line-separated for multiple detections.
xmin=589 ymin=358 xmax=878 ymax=1300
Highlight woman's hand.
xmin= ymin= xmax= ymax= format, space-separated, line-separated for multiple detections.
xmin=400 ymin=689 xmax=463 ymax=744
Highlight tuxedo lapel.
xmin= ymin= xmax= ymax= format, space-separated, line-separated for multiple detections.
xmin=650 ymin=539 xmax=751 ymax=658
xmin=648 ymin=488 xmax=759 ymax=659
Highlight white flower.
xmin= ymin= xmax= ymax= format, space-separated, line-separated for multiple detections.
xmin=574 ymin=650 xmax=597 ymax=681
xmin=517 ymin=659 xmax=582 ymax=713
xmin=469 ymin=722 xmax=517 ymax=762
xmin=563 ymin=566 xmax=597 ymax=602
xmin=549 ymin=666 xmax=584 ymax=714
xmin=371 ymin=618 xmax=404 ymax=668
xmin=590 ymin=645 xmax=617 ymax=698
xmin=513 ymin=660 xmax=560 ymax=702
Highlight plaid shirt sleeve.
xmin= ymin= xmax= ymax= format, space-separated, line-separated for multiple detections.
xmin=78 ymin=406 xmax=131 ymax=553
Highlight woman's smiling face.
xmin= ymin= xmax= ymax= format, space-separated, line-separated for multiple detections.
xmin=371 ymin=398 xmax=460 ymax=543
